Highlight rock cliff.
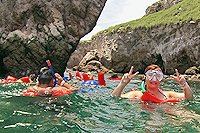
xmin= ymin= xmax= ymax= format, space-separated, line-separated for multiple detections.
xmin=67 ymin=0 xmax=200 ymax=74
xmin=0 ymin=0 xmax=106 ymax=77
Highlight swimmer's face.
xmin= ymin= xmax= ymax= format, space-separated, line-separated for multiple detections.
xmin=145 ymin=68 xmax=162 ymax=90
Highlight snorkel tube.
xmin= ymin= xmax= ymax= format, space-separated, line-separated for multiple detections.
xmin=46 ymin=60 xmax=56 ymax=86
xmin=140 ymin=80 xmax=146 ymax=92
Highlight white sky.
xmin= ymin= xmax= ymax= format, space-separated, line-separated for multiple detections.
xmin=82 ymin=0 xmax=158 ymax=40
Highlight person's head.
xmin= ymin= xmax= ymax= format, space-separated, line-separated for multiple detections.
xmin=28 ymin=74 xmax=36 ymax=82
xmin=144 ymin=64 xmax=164 ymax=90
xmin=37 ymin=67 xmax=54 ymax=87
xmin=110 ymin=73 xmax=118 ymax=78
xmin=86 ymin=72 xmax=93 ymax=77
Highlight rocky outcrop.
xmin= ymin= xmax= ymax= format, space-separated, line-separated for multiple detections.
xmin=145 ymin=0 xmax=182 ymax=15
xmin=68 ymin=20 xmax=200 ymax=74
xmin=184 ymin=66 xmax=200 ymax=81
xmin=185 ymin=66 xmax=199 ymax=75
xmin=67 ymin=40 xmax=99 ymax=68
xmin=0 ymin=0 xmax=106 ymax=77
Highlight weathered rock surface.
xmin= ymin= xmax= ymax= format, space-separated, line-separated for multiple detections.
xmin=68 ymin=20 xmax=200 ymax=74
xmin=145 ymin=0 xmax=182 ymax=15
xmin=185 ymin=66 xmax=199 ymax=75
xmin=67 ymin=41 xmax=98 ymax=68
xmin=0 ymin=0 xmax=106 ymax=77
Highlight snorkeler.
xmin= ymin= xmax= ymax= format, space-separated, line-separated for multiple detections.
xmin=111 ymin=64 xmax=193 ymax=102
xmin=108 ymin=73 xmax=122 ymax=80
xmin=22 ymin=67 xmax=79 ymax=96
xmin=0 ymin=74 xmax=35 ymax=84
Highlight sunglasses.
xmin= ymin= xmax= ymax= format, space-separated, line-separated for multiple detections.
xmin=145 ymin=70 xmax=164 ymax=81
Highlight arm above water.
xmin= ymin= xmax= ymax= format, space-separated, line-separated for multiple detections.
xmin=60 ymin=80 xmax=80 ymax=91
xmin=111 ymin=66 xmax=139 ymax=97
xmin=112 ymin=81 xmax=128 ymax=97
xmin=180 ymin=81 xmax=193 ymax=100
xmin=55 ymin=73 xmax=80 ymax=91
xmin=170 ymin=69 xmax=193 ymax=100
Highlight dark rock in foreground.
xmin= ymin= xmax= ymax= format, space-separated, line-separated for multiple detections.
xmin=0 ymin=0 xmax=107 ymax=77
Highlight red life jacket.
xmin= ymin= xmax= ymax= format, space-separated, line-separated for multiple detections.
xmin=140 ymin=92 xmax=180 ymax=103
xmin=52 ymin=89 xmax=72 ymax=96
xmin=76 ymin=71 xmax=83 ymax=80
xmin=108 ymin=77 xmax=122 ymax=80
xmin=98 ymin=72 xmax=106 ymax=86
xmin=19 ymin=77 xmax=31 ymax=83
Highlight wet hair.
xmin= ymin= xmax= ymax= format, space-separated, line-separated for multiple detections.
xmin=110 ymin=73 xmax=118 ymax=78
xmin=144 ymin=64 xmax=161 ymax=73
xmin=38 ymin=67 xmax=53 ymax=84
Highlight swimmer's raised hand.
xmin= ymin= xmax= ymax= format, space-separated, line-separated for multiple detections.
xmin=121 ymin=66 xmax=139 ymax=85
xmin=54 ymin=73 xmax=63 ymax=85
xmin=171 ymin=69 xmax=187 ymax=87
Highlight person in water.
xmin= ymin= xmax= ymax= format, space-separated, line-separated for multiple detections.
xmin=112 ymin=64 xmax=193 ymax=101
xmin=86 ymin=72 xmax=94 ymax=80
xmin=24 ymin=67 xmax=79 ymax=96
xmin=108 ymin=73 xmax=122 ymax=80
xmin=16 ymin=74 xmax=36 ymax=83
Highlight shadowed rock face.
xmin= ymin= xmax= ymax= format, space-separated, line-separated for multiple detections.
xmin=0 ymin=0 xmax=106 ymax=77
xmin=68 ymin=20 xmax=200 ymax=74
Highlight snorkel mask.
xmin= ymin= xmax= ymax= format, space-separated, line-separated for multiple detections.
xmin=145 ymin=70 xmax=164 ymax=81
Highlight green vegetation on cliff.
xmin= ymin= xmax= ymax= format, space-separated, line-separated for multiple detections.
xmin=96 ymin=0 xmax=200 ymax=35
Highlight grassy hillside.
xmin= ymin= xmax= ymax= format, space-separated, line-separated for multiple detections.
xmin=96 ymin=0 xmax=200 ymax=36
